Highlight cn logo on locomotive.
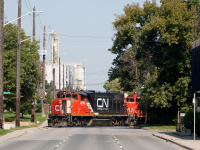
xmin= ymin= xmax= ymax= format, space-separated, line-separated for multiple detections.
xmin=97 ymin=98 xmax=109 ymax=110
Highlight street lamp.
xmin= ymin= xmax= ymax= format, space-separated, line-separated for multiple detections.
xmin=4 ymin=11 xmax=43 ymax=26
xmin=21 ymin=32 xmax=46 ymax=43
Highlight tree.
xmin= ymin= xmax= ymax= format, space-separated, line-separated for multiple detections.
xmin=103 ymin=81 xmax=111 ymax=91
xmin=109 ymin=0 xmax=198 ymax=123
xmin=46 ymin=87 xmax=53 ymax=104
xmin=3 ymin=23 xmax=42 ymax=116
xmin=103 ymin=79 xmax=121 ymax=92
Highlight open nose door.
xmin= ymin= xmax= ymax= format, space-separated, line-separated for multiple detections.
xmin=67 ymin=100 xmax=71 ymax=114
xmin=62 ymin=100 xmax=71 ymax=114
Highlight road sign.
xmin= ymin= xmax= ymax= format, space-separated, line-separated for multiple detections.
xmin=180 ymin=113 xmax=185 ymax=116
xmin=3 ymin=92 xmax=11 ymax=94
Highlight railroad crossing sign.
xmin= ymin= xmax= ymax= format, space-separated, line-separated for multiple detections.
xmin=3 ymin=92 xmax=11 ymax=94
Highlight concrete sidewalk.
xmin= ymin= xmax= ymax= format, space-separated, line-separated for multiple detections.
xmin=0 ymin=120 xmax=48 ymax=144
xmin=154 ymin=131 xmax=200 ymax=150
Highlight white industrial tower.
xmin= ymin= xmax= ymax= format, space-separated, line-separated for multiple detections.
xmin=50 ymin=30 xmax=59 ymax=65
xmin=45 ymin=30 xmax=87 ymax=90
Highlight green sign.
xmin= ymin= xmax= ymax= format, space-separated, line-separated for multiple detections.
xmin=3 ymin=92 xmax=11 ymax=94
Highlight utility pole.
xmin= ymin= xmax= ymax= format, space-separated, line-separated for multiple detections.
xmin=83 ymin=59 xmax=87 ymax=89
xmin=66 ymin=66 xmax=68 ymax=90
xmin=63 ymin=64 xmax=64 ymax=90
xmin=33 ymin=6 xmax=35 ymax=41
xmin=0 ymin=0 xmax=4 ymax=129
xmin=31 ymin=6 xmax=36 ymax=123
xmin=53 ymin=37 xmax=55 ymax=100
xmin=72 ymin=75 xmax=73 ymax=90
xmin=59 ymin=57 xmax=60 ymax=91
xmin=178 ymin=108 xmax=179 ymax=124
xmin=69 ymin=69 xmax=71 ymax=90
xmin=16 ymin=0 xmax=21 ymax=127
xmin=43 ymin=25 xmax=46 ymax=99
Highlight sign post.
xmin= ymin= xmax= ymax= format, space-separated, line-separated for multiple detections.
xmin=193 ymin=93 xmax=196 ymax=141
xmin=3 ymin=92 xmax=11 ymax=94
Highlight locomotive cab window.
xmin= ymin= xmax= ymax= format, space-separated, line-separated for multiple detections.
xmin=130 ymin=98 xmax=134 ymax=102
xmin=72 ymin=94 xmax=78 ymax=100
xmin=61 ymin=93 xmax=65 ymax=98
xmin=127 ymin=98 xmax=130 ymax=102
xmin=136 ymin=99 xmax=141 ymax=102
xmin=66 ymin=94 xmax=71 ymax=98
xmin=57 ymin=94 xmax=60 ymax=98
xmin=81 ymin=95 xmax=84 ymax=101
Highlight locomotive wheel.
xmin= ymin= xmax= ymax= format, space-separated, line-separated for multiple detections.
xmin=108 ymin=120 xmax=114 ymax=126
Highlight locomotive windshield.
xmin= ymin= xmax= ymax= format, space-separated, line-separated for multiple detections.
xmin=130 ymin=98 xmax=134 ymax=102
xmin=72 ymin=94 xmax=78 ymax=100
xmin=61 ymin=92 xmax=65 ymax=98
xmin=136 ymin=98 xmax=141 ymax=102
xmin=66 ymin=94 xmax=71 ymax=98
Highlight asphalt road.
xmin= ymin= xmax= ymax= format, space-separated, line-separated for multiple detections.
xmin=0 ymin=126 xmax=184 ymax=150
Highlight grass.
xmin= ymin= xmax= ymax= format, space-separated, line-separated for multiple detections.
xmin=171 ymin=132 xmax=177 ymax=135
xmin=137 ymin=124 xmax=176 ymax=130
xmin=0 ymin=112 xmax=49 ymax=136
xmin=4 ymin=111 xmax=49 ymax=122
xmin=0 ymin=129 xmax=10 ymax=136
xmin=4 ymin=112 xmax=31 ymax=122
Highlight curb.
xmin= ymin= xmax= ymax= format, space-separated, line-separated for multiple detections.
xmin=0 ymin=120 xmax=48 ymax=143
xmin=153 ymin=134 xmax=194 ymax=150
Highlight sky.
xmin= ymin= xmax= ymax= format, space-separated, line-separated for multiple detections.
xmin=4 ymin=0 xmax=161 ymax=92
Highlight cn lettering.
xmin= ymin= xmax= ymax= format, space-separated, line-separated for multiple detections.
xmin=97 ymin=98 xmax=109 ymax=107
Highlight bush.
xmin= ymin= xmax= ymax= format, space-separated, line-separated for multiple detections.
xmin=184 ymin=110 xmax=200 ymax=136
xmin=36 ymin=104 xmax=42 ymax=112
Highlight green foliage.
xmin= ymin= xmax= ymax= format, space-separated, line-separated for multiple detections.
xmin=109 ymin=0 xmax=199 ymax=124
xmin=45 ymin=80 xmax=54 ymax=90
xmin=3 ymin=23 xmax=42 ymax=114
xmin=0 ymin=129 xmax=11 ymax=136
xmin=183 ymin=109 xmax=200 ymax=136
xmin=46 ymin=87 xmax=53 ymax=104
xmin=36 ymin=103 xmax=42 ymax=112
xmin=103 ymin=79 xmax=121 ymax=92
xmin=137 ymin=124 xmax=176 ymax=130
xmin=4 ymin=111 xmax=49 ymax=123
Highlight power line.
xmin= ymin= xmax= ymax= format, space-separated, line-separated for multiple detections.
xmin=59 ymin=35 xmax=111 ymax=38
xmin=25 ymin=0 xmax=31 ymax=11
xmin=59 ymin=40 xmax=111 ymax=42
xmin=36 ymin=14 xmax=43 ymax=31
xmin=27 ymin=0 xmax=32 ymax=11
xmin=86 ymin=83 xmax=104 ymax=86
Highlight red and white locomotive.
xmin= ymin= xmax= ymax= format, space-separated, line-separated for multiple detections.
xmin=48 ymin=90 xmax=145 ymax=127
xmin=125 ymin=94 xmax=147 ymax=125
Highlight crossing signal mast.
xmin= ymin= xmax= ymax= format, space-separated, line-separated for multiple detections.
xmin=37 ymin=100 xmax=46 ymax=103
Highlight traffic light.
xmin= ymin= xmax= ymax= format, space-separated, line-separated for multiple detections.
xmin=37 ymin=100 xmax=41 ymax=103
xmin=43 ymin=100 xmax=47 ymax=103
